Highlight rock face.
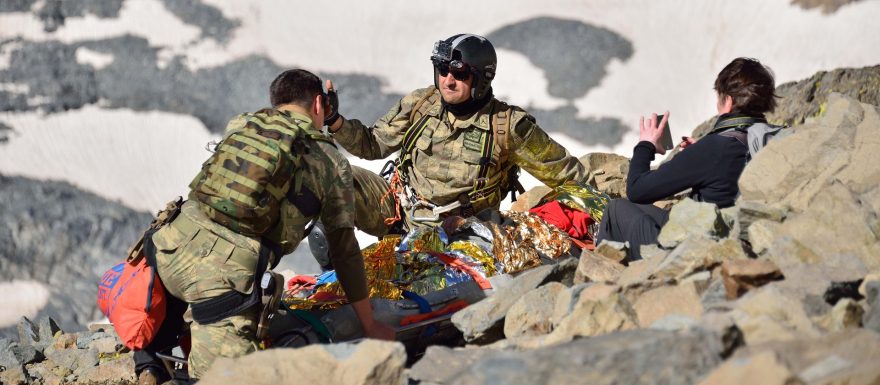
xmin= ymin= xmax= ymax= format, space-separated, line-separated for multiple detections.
xmin=451 ymin=258 xmax=577 ymax=344
xmin=578 ymin=152 xmax=630 ymax=198
xmin=0 ymin=317 xmax=135 ymax=385
xmin=503 ymin=282 xmax=567 ymax=339
xmin=0 ymin=175 xmax=152 ymax=337
xmin=423 ymin=329 xmax=726 ymax=385
xmin=769 ymin=64 xmax=880 ymax=126
xmin=657 ymin=198 xmax=731 ymax=248
xmin=199 ymin=340 xmax=407 ymax=385
xmin=739 ymin=94 xmax=880 ymax=272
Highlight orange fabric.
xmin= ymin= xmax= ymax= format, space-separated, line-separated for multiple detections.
xmin=400 ymin=300 xmax=469 ymax=326
xmin=97 ymin=257 xmax=166 ymax=350
xmin=428 ymin=251 xmax=493 ymax=290
xmin=529 ymin=200 xmax=593 ymax=240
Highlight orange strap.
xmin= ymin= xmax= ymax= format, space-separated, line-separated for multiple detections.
xmin=399 ymin=299 xmax=469 ymax=326
xmin=427 ymin=251 xmax=493 ymax=290
xmin=381 ymin=170 xmax=404 ymax=226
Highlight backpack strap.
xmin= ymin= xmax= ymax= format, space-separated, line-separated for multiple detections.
xmin=397 ymin=88 xmax=441 ymax=178
xmin=718 ymin=129 xmax=747 ymax=146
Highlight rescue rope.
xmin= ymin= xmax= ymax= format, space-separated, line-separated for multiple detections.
xmin=382 ymin=169 xmax=405 ymax=226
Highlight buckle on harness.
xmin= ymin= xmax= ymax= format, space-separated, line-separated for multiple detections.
xmin=256 ymin=270 xmax=284 ymax=341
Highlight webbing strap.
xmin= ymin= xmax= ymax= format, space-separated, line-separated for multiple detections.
xmin=402 ymin=291 xmax=432 ymax=314
xmin=709 ymin=116 xmax=766 ymax=135
xmin=142 ymin=228 xmax=160 ymax=313
xmin=471 ymin=125 xmax=494 ymax=195
xmin=396 ymin=114 xmax=432 ymax=175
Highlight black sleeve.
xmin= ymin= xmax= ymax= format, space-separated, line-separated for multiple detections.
xmin=626 ymin=140 xmax=719 ymax=204
xmin=325 ymin=227 xmax=368 ymax=302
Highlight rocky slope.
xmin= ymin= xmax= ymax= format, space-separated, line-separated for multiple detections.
xmin=1 ymin=68 xmax=879 ymax=385
xmin=0 ymin=175 xmax=151 ymax=338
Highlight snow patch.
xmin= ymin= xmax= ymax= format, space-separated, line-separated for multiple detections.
xmin=0 ymin=107 xmax=220 ymax=213
xmin=0 ymin=280 xmax=51 ymax=328
xmin=75 ymin=46 xmax=114 ymax=69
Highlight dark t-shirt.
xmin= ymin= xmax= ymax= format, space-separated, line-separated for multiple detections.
xmin=626 ymin=134 xmax=747 ymax=208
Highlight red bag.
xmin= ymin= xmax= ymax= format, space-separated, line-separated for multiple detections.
xmin=97 ymin=256 xmax=166 ymax=349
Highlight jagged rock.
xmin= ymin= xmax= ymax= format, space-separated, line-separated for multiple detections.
xmin=199 ymin=340 xmax=407 ymax=385
xmin=764 ymin=238 xmax=869 ymax=309
xmin=697 ymin=350 xmax=803 ymax=385
xmin=573 ymin=248 xmax=623 ymax=284
xmin=75 ymin=354 xmax=136 ymax=385
xmin=16 ymin=317 xmax=40 ymax=349
xmin=746 ymin=219 xmax=782 ymax=255
xmin=578 ymin=152 xmax=630 ymax=198
xmin=76 ymin=332 xmax=108 ymax=349
xmin=509 ymin=186 xmax=552 ymax=212
xmin=550 ymin=283 xmax=612 ymax=326
xmin=629 ymin=281 xmax=703 ymax=327
xmin=452 ymin=258 xmax=578 ymax=344
xmin=732 ymin=329 xmax=880 ymax=385
xmin=770 ymin=64 xmax=880 ymax=125
xmin=738 ymin=95 xmax=880 ymax=270
xmin=543 ymin=290 xmax=638 ymax=345
xmin=54 ymin=332 xmax=78 ymax=350
xmin=0 ymin=366 xmax=28 ymax=385
xmin=720 ymin=259 xmax=783 ymax=299
xmin=504 ymin=282 xmax=567 ymax=339
xmin=409 ymin=346 xmax=493 ymax=385
xmin=45 ymin=347 xmax=99 ymax=376
xmin=657 ymin=198 xmax=731 ymax=249
xmin=442 ymin=329 xmax=725 ymax=385
xmin=616 ymin=245 xmax=668 ymax=286
xmin=700 ymin=279 xmax=731 ymax=311
xmin=819 ymin=298 xmax=864 ymax=332
xmin=860 ymin=274 xmax=880 ymax=298
xmin=823 ymin=280 xmax=865 ymax=305
xmin=731 ymin=284 xmax=821 ymax=345
xmin=0 ymin=176 xmax=152 ymax=338
xmin=593 ymin=240 xmax=627 ymax=263
xmin=87 ymin=336 xmax=122 ymax=355
xmin=650 ymin=237 xmax=748 ymax=281
xmin=863 ymin=280 xmax=880 ymax=334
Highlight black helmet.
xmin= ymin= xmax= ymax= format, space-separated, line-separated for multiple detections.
xmin=430 ymin=34 xmax=497 ymax=100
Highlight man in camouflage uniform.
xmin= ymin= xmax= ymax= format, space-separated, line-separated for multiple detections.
xmin=326 ymin=33 xmax=588 ymax=236
xmin=138 ymin=69 xmax=393 ymax=382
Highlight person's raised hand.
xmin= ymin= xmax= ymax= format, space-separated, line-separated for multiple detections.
xmin=324 ymin=79 xmax=341 ymax=129
xmin=638 ymin=111 xmax=670 ymax=155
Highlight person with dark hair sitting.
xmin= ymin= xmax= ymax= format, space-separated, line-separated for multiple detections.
xmin=596 ymin=57 xmax=778 ymax=262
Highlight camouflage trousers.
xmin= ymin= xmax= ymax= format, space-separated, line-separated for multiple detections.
xmin=151 ymin=201 xmax=264 ymax=379
xmin=351 ymin=165 xmax=398 ymax=236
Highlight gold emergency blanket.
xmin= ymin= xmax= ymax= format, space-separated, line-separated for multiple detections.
xmin=538 ymin=181 xmax=611 ymax=223
xmin=284 ymin=210 xmax=576 ymax=310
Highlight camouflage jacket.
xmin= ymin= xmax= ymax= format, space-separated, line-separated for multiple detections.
xmin=333 ymin=86 xmax=587 ymax=211
xmin=191 ymin=110 xmax=357 ymax=256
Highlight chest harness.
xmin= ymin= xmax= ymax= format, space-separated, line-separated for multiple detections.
xmin=380 ymin=87 xmax=524 ymax=224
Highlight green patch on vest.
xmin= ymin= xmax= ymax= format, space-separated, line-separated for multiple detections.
xmin=462 ymin=130 xmax=485 ymax=152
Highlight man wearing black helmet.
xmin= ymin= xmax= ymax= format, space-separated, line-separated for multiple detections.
xmin=325 ymin=33 xmax=587 ymax=236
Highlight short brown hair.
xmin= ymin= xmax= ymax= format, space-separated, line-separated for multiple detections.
xmin=714 ymin=58 xmax=777 ymax=115
xmin=269 ymin=69 xmax=323 ymax=108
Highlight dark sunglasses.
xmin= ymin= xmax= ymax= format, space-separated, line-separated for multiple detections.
xmin=436 ymin=60 xmax=471 ymax=81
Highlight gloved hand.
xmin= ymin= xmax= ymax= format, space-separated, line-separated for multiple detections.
xmin=323 ymin=80 xmax=340 ymax=127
